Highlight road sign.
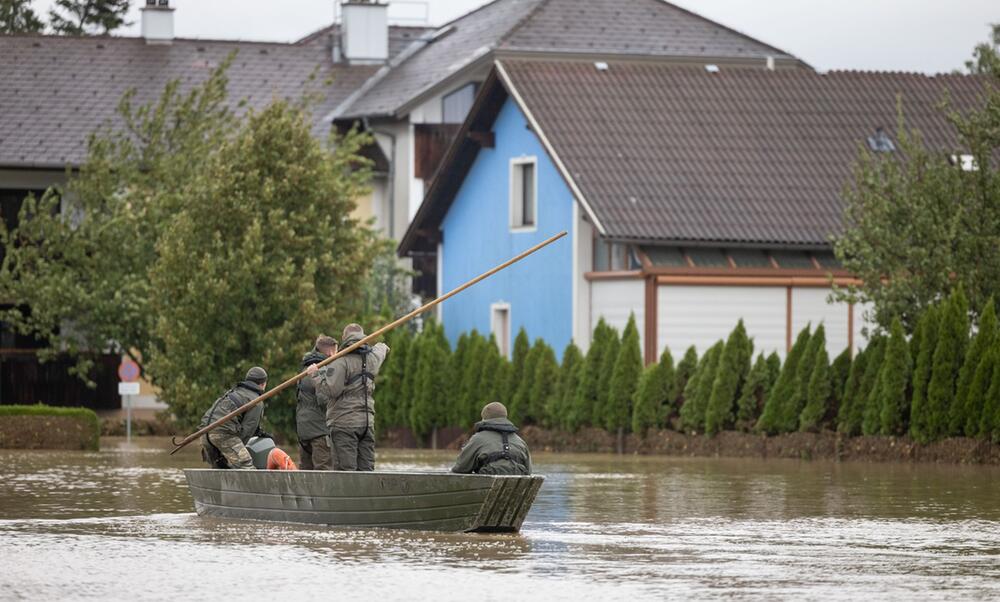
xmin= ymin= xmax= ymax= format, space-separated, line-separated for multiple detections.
xmin=118 ymin=382 xmax=140 ymax=396
xmin=118 ymin=358 xmax=140 ymax=382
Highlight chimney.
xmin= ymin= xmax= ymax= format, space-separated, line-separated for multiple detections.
xmin=340 ymin=1 xmax=389 ymax=64
xmin=141 ymin=0 xmax=174 ymax=45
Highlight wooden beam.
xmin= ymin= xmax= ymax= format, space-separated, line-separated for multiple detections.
xmin=786 ymin=286 xmax=793 ymax=353
xmin=654 ymin=275 xmax=861 ymax=287
xmin=644 ymin=275 xmax=658 ymax=365
xmin=467 ymin=131 xmax=495 ymax=148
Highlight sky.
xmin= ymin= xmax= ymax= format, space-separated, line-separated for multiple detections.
xmin=31 ymin=0 xmax=999 ymax=74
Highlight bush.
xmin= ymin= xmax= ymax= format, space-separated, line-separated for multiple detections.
xmin=830 ymin=347 xmax=853 ymax=413
xmin=508 ymin=328 xmax=532 ymax=422
xmin=679 ymin=341 xmax=723 ymax=432
xmin=837 ymin=345 xmax=869 ymax=436
xmin=656 ymin=347 xmax=676 ymax=426
xmin=858 ymin=336 xmax=887 ymax=436
xmin=410 ymin=321 xmax=451 ymax=440
xmin=799 ymin=331 xmax=832 ymax=433
xmin=595 ymin=325 xmax=621 ymax=426
xmin=552 ymin=341 xmax=583 ymax=430
xmin=632 ymin=363 xmax=663 ymax=435
xmin=877 ymin=317 xmax=912 ymax=435
xmin=528 ymin=340 xmax=560 ymax=427
xmin=757 ymin=326 xmax=811 ymax=434
xmin=0 ymin=404 xmax=100 ymax=450
xmin=575 ymin=319 xmax=612 ymax=428
xmin=916 ymin=288 xmax=969 ymax=443
xmin=705 ymin=320 xmax=753 ymax=435
xmin=736 ymin=353 xmax=772 ymax=431
xmin=909 ymin=304 xmax=941 ymax=441
xmin=979 ymin=348 xmax=1000 ymax=441
xmin=607 ymin=314 xmax=643 ymax=433
xmin=671 ymin=346 xmax=698 ymax=416
xmin=783 ymin=324 xmax=824 ymax=432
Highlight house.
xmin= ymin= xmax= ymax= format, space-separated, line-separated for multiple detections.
xmin=398 ymin=59 xmax=988 ymax=363
xmin=0 ymin=0 xmax=809 ymax=407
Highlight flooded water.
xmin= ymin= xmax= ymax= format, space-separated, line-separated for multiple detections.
xmin=1 ymin=439 xmax=998 ymax=600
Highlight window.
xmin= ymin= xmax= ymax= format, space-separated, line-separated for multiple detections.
xmin=867 ymin=127 xmax=895 ymax=153
xmin=593 ymin=238 xmax=639 ymax=271
xmin=491 ymin=303 xmax=511 ymax=359
xmin=950 ymin=154 xmax=977 ymax=172
xmin=442 ymin=83 xmax=477 ymax=124
xmin=510 ymin=157 xmax=536 ymax=231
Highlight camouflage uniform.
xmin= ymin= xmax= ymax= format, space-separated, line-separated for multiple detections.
xmin=296 ymin=348 xmax=334 ymax=470
xmin=199 ymin=373 xmax=267 ymax=470
xmin=315 ymin=329 xmax=389 ymax=471
xmin=452 ymin=403 xmax=532 ymax=475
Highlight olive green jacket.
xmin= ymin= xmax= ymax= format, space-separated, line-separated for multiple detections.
xmin=295 ymin=348 xmax=329 ymax=441
xmin=451 ymin=418 xmax=532 ymax=475
xmin=315 ymin=334 xmax=389 ymax=430
xmin=199 ymin=381 xmax=265 ymax=442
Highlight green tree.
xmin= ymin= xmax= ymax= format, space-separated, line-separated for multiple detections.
xmin=376 ymin=327 xmax=412 ymax=430
xmin=508 ymin=327 xmax=531 ymax=418
xmin=552 ymin=341 xmax=583 ymax=430
xmin=595 ymin=325 xmax=621 ymax=426
xmin=799 ymin=337 xmax=832 ymax=432
xmin=670 ymin=346 xmax=699 ymax=422
xmin=458 ymin=331 xmax=489 ymax=425
xmin=529 ymin=341 xmax=560 ymax=427
xmin=829 ymin=348 xmax=852 ymax=413
xmin=978 ymin=348 xmax=1000 ymax=440
xmin=857 ymin=337 xmax=887 ymax=436
xmin=655 ymin=347 xmax=676 ymax=425
xmin=574 ymin=320 xmax=612 ymax=428
xmin=965 ymin=24 xmax=1000 ymax=75
xmin=909 ymin=304 xmax=941 ymax=435
xmin=49 ymin=0 xmax=129 ymax=34
xmin=607 ymin=315 xmax=643 ymax=444
xmin=877 ymin=317 xmax=912 ymax=435
xmin=1 ymin=0 xmax=43 ymax=32
xmin=632 ymin=363 xmax=663 ymax=435
xmin=916 ymin=289 xmax=969 ymax=442
xmin=737 ymin=353 xmax=771 ymax=431
xmin=833 ymin=32 xmax=1000 ymax=333
xmin=837 ymin=345 xmax=869 ymax=435
xmin=705 ymin=320 xmax=753 ymax=435
xmin=757 ymin=326 xmax=811 ymax=434
xmin=511 ymin=338 xmax=542 ymax=424
xmin=449 ymin=332 xmax=471 ymax=422
xmin=679 ymin=341 xmax=722 ymax=432
xmin=410 ymin=321 xmax=451 ymax=445
xmin=952 ymin=299 xmax=997 ymax=435
xmin=474 ymin=335 xmax=504 ymax=410
xmin=784 ymin=325 xmax=824 ymax=432
xmin=766 ymin=352 xmax=782 ymax=387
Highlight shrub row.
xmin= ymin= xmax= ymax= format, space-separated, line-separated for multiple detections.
xmin=375 ymin=289 xmax=1000 ymax=444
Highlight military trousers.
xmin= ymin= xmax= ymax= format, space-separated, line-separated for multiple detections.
xmin=298 ymin=435 xmax=333 ymax=470
xmin=204 ymin=432 xmax=254 ymax=469
xmin=330 ymin=426 xmax=375 ymax=471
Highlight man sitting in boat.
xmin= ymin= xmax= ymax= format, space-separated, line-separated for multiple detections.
xmin=452 ymin=402 xmax=532 ymax=475
xmin=199 ymin=366 xmax=272 ymax=470
xmin=307 ymin=324 xmax=389 ymax=471
xmin=296 ymin=335 xmax=338 ymax=470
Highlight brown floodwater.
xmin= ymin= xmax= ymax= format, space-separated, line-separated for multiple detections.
xmin=1 ymin=438 xmax=998 ymax=600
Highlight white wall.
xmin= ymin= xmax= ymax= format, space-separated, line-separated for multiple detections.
xmin=573 ymin=205 xmax=593 ymax=350
xmin=591 ymin=279 xmax=644 ymax=351
xmin=853 ymin=301 xmax=875 ymax=354
xmin=658 ymin=285 xmax=786 ymax=359
xmin=791 ymin=288 xmax=850 ymax=357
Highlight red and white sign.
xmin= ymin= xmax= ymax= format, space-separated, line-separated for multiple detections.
xmin=118 ymin=358 xmax=140 ymax=382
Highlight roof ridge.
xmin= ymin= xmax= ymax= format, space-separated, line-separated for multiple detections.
xmin=495 ymin=0 xmax=553 ymax=49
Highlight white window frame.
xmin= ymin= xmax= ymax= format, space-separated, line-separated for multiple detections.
xmin=509 ymin=156 xmax=538 ymax=233
xmin=491 ymin=302 xmax=511 ymax=359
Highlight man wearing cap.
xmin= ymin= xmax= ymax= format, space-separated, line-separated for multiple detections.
xmin=296 ymin=335 xmax=338 ymax=470
xmin=451 ymin=402 xmax=532 ymax=475
xmin=199 ymin=366 xmax=270 ymax=470
xmin=307 ymin=323 xmax=389 ymax=471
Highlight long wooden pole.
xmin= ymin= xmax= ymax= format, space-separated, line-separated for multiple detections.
xmin=169 ymin=230 xmax=567 ymax=455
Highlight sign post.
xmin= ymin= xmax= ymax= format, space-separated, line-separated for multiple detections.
xmin=118 ymin=358 xmax=141 ymax=443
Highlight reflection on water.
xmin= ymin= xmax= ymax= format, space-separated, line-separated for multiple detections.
xmin=1 ymin=438 xmax=998 ymax=600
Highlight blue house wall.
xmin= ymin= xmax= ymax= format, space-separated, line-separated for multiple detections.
xmin=439 ymin=97 xmax=574 ymax=357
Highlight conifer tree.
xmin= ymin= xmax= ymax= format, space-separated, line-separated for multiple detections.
xmin=529 ymin=341 xmax=560 ymax=427
xmin=632 ymin=363 xmax=663 ymax=435
xmin=737 ymin=353 xmax=771 ymax=431
xmin=919 ymin=288 xmax=969 ymax=442
xmin=757 ymin=326 xmax=811 ymax=434
xmin=574 ymin=320 xmax=610 ymax=428
xmin=830 ymin=348 xmax=853 ymax=411
xmin=671 ymin=346 xmax=699 ymax=414
xmin=607 ymin=314 xmax=643 ymax=438
xmin=952 ymin=298 xmax=997 ymax=436
xmin=552 ymin=341 xmax=583 ymax=430
xmin=410 ymin=322 xmax=451 ymax=444
xmin=705 ymin=320 xmax=753 ymax=435
xmin=837 ymin=345 xmax=869 ymax=435
xmin=475 ymin=335 xmax=503 ymax=413
xmin=877 ymin=317 xmax=912 ymax=435
xmin=511 ymin=339 xmax=542 ymax=423
xmin=400 ymin=326 xmax=422 ymax=428
xmin=965 ymin=347 xmax=997 ymax=438
xmin=450 ymin=332 xmax=471 ymax=423
xmin=509 ymin=327 xmax=531 ymax=404
xmin=799 ymin=338 xmax=832 ymax=432
xmin=978 ymin=348 xmax=1000 ymax=441
xmin=656 ymin=347 xmax=676 ymax=426
xmin=376 ymin=327 xmax=411 ymax=429
xmin=595 ymin=325 xmax=621 ymax=426
xmin=465 ymin=332 xmax=493 ymax=424
xmin=766 ymin=352 xmax=782 ymax=389
xmin=679 ymin=341 xmax=723 ymax=432
xmin=782 ymin=324 xmax=824 ymax=432
xmin=857 ymin=336 xmax=887 ymax=436
xmin=909 ymin=304 xmax=942 ymax=440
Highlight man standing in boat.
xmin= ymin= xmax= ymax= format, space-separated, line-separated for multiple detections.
xmin=452 ymin=402 xmax=532 ymax=475
xmin=296 ymin=335 xmax=338 ymax=470
xmin=307 ymin=323 xmax=389 ymax=471
xmin=199 ymin=367 xmax=271 ymax=469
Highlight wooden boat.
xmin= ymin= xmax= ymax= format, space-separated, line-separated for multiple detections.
xmin=184 ymin=469 xmax=543 ymax=532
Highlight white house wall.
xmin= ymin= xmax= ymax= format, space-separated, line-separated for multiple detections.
xmin=791 ymin=288 xmax=850 ymax=357
xmin=574 ymin=207 xmax=593 ymax=349
xmin=658 ymin=285 xmax=786 ymax=359
xmin=853 ymin=301 xmax=875 ymax=355
xmin=591 ymin=279 xmax=644 ymax=351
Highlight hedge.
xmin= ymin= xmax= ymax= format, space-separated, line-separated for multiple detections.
xmin=0 ymin=404 xmax=100 ymax=450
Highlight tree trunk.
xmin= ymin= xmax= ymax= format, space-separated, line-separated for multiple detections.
xmin=616 ymin=426 xmax=624 ymax=455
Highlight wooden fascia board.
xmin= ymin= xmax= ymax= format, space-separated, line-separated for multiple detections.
xmin=643 ymin=266 xmax=853 ymax=278
xmin=656 ymin=275 xmax=861 ymax=287
xmin=494 ymin=60 xmax=608 ymax=236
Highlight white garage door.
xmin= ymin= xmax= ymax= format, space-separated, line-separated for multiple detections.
xmin=591 ymin=279 xmax=645 ymax=350
xmin=791 ymin=288 xmax=850 ymax=358
xmin=658 ymin=285 xmax=786 ymax=360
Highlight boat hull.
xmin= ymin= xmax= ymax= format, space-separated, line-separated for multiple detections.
xmin=184 ymin=469 xmax=543 ymax=532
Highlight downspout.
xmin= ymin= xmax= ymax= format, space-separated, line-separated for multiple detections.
xmin=364 ymin=117 xmax=396 ymax=240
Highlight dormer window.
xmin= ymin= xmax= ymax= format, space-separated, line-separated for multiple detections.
xmin=950 ymin=154 xmax=977 ymax=172
xmin=867 ymin=127 xmax=895 ymax=153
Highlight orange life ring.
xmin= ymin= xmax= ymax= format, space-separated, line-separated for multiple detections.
xmin=266 ymin=447 xmax=298 ymax=470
